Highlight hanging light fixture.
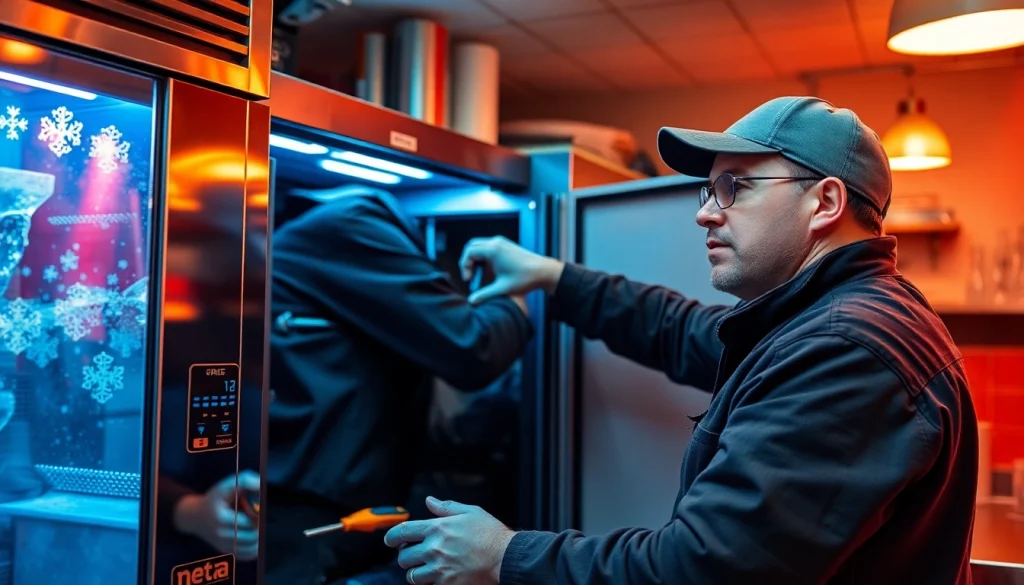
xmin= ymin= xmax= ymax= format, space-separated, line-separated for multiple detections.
xmin=882 ymin=94 xmax=952 ymax=171
xmin=887 ymin=0 xmax=1024 ymax=55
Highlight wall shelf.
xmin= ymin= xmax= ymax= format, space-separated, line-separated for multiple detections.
xmin=884 ymin=216 xmax=960 ymax=269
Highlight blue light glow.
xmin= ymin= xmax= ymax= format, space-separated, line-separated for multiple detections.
xmin=330 ymin=150 xmax=433 ymax=180
xmin=318 ymin=159 xmax=401 ymax=185
xmin=0 ymin=69 xmax=97 ymax=100
xmin=269 ymin=134 xmax=329 ymax=155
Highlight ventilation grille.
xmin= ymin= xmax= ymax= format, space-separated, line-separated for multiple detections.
xmin=57 ymin=0 xmax=252 ymax=63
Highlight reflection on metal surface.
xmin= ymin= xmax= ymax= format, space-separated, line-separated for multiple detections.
xmin=0 ymin=0 xmax=272 ymax=98
xmin=0 ymin=38 xmax=45 ymax=64
xmin=971 ymin=502 xmax=1024 ymax=583
xmin=241 ymin=101 xmax=270 ymax=576
xmin=150 ymin=78 xmax=267 ymax=582
xmin=267 ymin=73 xmax=530 ymax=190
xmin=75 ymin=0 xmax=249 ymax=55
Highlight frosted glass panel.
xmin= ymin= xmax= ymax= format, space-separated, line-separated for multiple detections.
xmin=0 ymin=36 xmax=156 ymax=585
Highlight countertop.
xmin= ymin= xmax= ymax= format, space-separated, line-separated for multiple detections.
xmin=972 ymin=501 xmax=1024 ymax=566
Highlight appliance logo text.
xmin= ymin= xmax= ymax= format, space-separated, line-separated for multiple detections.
xmin=172 ymin=554 xmax=233 ymax=585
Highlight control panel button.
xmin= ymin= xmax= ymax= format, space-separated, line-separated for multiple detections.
xmin=186 ymin=363 xmax=240 ymax=454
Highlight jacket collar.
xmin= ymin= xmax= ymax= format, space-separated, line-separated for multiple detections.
xmin=717 ymin=236 xmax=900 ymax=348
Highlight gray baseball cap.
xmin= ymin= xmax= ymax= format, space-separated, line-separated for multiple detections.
xmin=657 ymin=96 xmax=892 ymax=215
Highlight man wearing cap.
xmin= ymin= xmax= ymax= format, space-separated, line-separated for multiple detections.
xmin=383 ymin=97 xmax=977 ymax=585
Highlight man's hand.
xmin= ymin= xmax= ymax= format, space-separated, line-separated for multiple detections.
xmin=173 ymin=470 xmax=260 ymax=560
xmin=383 ymin=496 xmax=516 ymax=585
xmin=459 ymin=236 xmax=564 ymax=304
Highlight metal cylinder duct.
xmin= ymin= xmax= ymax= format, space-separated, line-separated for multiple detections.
xmin=390 ymin=18 xmax=449 ymax=127
xmin=356 ymin=31 xmax=386 ymax=106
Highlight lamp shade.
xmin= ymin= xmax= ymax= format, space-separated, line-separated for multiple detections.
xmin=888 ymin=0 xmax=1024 ymax=55
xmin=882 ymin=98 xmax=952 ymax=171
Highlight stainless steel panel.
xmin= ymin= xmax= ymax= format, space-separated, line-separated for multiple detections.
xmin=0 ymin=0 xmax=272 ymax=98
xmin=147 ymin=78 xmax=268 ymax=583
xmin=552 ymin=176 xmax=728 ymax=532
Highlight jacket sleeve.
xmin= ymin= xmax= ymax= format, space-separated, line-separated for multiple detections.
xmin=274 ymin=200 xmax=534 ymax=391
xmin=550 ymin=263 xmax=730 ymax=390
xmin=499 ymin=334 xmax=940 ymax=585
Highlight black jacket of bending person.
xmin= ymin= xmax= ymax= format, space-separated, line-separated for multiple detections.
xmin=502 ymin=236 xmax=977 ymax=585
xmin=266 ymin=189 xmax=533 ymax=511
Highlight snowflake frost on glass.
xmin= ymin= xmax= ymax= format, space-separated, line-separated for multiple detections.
xmin=0 ymin=106 xmax=28 ymax=140
xmin=43 ymin=265 xmax=59 ymax=282
xmin=60 ymin=249 xmax=79 ymax=272
xmin=38 ymin=106 xmax=83 ymax=158
xmin=0 ymin=297 xmax=43 ymax=355
xmin=88 ymin=125 xmax=131 ymax=174
xmin=54 ymin=282 xmax=105 ymax=341
xmin=82 ymin=351 xmax=124 ymax=405
xmin=26 ymin=332 xmax=59 ymax=368
xmin=0 ymin=168 xmax=56 ymax=296
xmin=105 ymin=276 xmax=147 ymax=358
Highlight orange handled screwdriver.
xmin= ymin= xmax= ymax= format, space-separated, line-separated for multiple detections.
xmin=303 ymin=506 xmax=409 ymax=537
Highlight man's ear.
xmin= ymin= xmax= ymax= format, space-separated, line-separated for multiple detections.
xmin=807 ymin=177 xmax=847 ymax=234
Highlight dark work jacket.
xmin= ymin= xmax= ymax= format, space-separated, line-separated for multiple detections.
xmin=267 ymin=190 xmax=533 ymax=509
xmin=503 ymin=237 xmax=977 ymax=585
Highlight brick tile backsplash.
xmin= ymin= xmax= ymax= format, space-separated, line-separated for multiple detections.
xmin=963 ymin=347 xmax=1024 ymax=467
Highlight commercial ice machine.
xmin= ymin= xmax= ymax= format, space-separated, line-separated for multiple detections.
xmin=0 ymin=1 xmax=273 ymax=583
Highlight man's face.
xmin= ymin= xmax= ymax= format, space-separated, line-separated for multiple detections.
xmin=696 ymin=153 xmax=814 ymax=301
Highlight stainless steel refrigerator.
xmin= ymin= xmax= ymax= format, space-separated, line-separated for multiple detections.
xmin=0 ymin=1 xmax=272 ymax=583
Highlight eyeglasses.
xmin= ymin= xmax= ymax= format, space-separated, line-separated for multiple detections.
xmin=700 ymin=172 xmax=823 ymax=210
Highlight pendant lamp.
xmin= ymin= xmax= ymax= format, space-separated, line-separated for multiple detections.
xmin=888 ymin=0 xmax=1024 ymax=55
xmin=881 ymin=96 xmax=952 ymax=171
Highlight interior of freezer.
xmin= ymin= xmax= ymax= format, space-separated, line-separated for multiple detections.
xmin=267 ymin=123 xmax=530 ymax=581
xmin=0 ymin=45 xmax=157 ymax=584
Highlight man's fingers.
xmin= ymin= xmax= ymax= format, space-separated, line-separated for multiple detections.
xmin=467 ymin=281 xmax=507 ymax=305
xmin=396 ymin=542 xmax=430 ymax=569
xmin=459 ymin=238 xmax=493 ymax=280
xmin=406 ymin=563 xmax=442 ymax=585
xmin=425 ymin=496 xmax=476 ymax=517
xmin=237 ymin=470 xmax=260 ymax=491
xmin=384 ymin=519 xmax=435 ymax=548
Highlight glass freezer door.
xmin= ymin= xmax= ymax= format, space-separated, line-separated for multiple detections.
xmin=0 ymin=34 xmax=156 ymax=584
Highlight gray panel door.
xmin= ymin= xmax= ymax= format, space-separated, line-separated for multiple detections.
xmin=576 ymin=184 xmax=738 ymax=534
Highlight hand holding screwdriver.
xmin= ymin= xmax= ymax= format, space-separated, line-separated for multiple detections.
xmin=304 ymin=506 xmax=409 ymax=537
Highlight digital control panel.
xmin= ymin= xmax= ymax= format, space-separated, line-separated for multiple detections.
xmin=186 ymin=363 xmax=240 ymax=453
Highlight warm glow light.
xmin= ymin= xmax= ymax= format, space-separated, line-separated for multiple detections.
xmin=888 ymin=1 xmax=1024 ymax=55
xmin=0 ymin=40 xmax=46 ymax=65
xmin=882 ymin=99 xmax=952 ymax=172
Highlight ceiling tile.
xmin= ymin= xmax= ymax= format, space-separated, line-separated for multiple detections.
xmin=757 ymin=22 xmax=862 ymax=62
xmin=501 ymin=52 xmax=611 ymax=92
xmin=851 ymin=0 xmax=896 ymax=23
xmin=346 ymin=0 xmax=507 ymax=31
xmin=687 ymin=57 xmax=777 ymax=84
xmin=732 ymin=0 xmax=852 ymax=31
xmin=622 ymin=2 xmax=746 ymax=41
xmin=457 ymin=25 xmax=549 ymax=57
xmin=572 ymin=43 xmax=690 ymax=84
xmin=607 ymin=0 xmax=683 ymax=7
xmin=658 ymin=32 xmax=767 ymax=66
xmin=858 ymin=17 xmax=905 ymax=63
xmin=525 ymin=13 xmax=643 ymax=51
xmin=482 ymin=0 xmax=607 ymax=23
xmin=771 ymin=50 xmax=867 ymax=75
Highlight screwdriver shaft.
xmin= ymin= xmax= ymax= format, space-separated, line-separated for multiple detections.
xmin=303 ymin=522 xmax=345 ymax=537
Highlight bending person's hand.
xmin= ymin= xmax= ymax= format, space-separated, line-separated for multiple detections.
xmin=459 ymin=236 xmax=564 ymax=304
xmin=173 ymin=470 xmax=260 ymax=560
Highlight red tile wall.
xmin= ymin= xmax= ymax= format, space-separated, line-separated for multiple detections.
xmin=963 ymin=347 xmax=1024 ymax=467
